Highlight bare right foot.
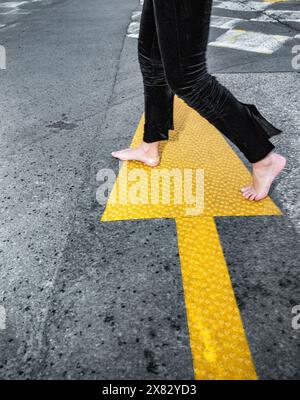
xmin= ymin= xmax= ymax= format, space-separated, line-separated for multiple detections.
xmin=241 ymin=152 xmax=286 ymax=201
xmin=111 ymin=141 xmax=160 ymax=167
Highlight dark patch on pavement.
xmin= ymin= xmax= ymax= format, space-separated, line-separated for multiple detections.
xmin=47 ymin=120 xmax=79 ymax=131
xmin=144 ymin=349 xmax=160 ymax=375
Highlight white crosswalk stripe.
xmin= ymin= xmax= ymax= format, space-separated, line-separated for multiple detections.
xmin=214 ymin=1 xmax=269 ymax=11
xmin=251 ymin=10 xmax=300 ymax=22
xmin=209 ymin=29 xmax=292 ymax=53
xmin=210 ymin=15 xmax=245 ymax=29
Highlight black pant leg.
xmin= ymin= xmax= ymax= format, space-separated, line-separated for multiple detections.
xmin=138 ymin=0 xmax=175 ymax=143
xmin=152 ymin=0 xmax=281 ymax=163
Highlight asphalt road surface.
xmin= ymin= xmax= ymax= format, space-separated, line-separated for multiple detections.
xmin=0 ymin=0 xmax=299 ymax=379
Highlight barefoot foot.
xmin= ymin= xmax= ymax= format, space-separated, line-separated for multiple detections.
xmin=111 ymin=141 xmax=160 ymax=167
xmin=241 ymin=152 xmax=286 ymax=201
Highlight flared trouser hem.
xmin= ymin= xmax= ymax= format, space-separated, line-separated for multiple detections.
xmin=143 ymin=121 xmax=174 ymax=143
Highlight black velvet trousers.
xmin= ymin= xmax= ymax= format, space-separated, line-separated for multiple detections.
xmin=138 ymin=0 xmax=282 ymax=163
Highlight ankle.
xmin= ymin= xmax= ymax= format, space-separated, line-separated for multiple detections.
xmin=253 ymin=151 xmax=275 ymax=168
xmin=142 ymin=141 xmax=159 ymax=155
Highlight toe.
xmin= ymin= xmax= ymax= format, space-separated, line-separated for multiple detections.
xmin=111 ymin=151 xmax=123 ymax=157
xmin=249 ymin=192 xmax=257 ymax=201
xmin=241 ymin=186 xmax=251 ymax=193
xmin=111 ymin=148 xmax=131 ymax=156
xmin=242 ymin=188 xmax=252 ymax=197
xmin=255 ymin=192 xmax=267 ymax=201
xmin=243 ymin=189 xmax=254 ymax=199
xmin=112 ymin=152 xmax=129 ymax=161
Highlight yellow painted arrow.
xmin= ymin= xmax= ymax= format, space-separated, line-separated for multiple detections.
xmin=101 ymin=96 xmax=281 ymax=380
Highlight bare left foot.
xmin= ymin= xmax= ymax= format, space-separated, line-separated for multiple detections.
xmin=241 ymin=152 xmax=286 ymax=201
xmin=111 ymin=141 xmax=160 ymax=167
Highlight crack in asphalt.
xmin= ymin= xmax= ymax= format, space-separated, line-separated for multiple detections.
xmin=234 ymin=0 xmax=300 ymax=33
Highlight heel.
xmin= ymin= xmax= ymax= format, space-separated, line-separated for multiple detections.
xmin=144 ymin=156 xmax=160 ymax=167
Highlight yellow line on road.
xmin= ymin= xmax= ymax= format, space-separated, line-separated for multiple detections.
xmin=176 ymin=216 xmax=256 ymax=380
xmin=101 ymin=96 xmax=281 ymax=379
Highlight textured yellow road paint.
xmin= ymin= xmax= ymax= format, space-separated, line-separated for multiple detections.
xmin=176 ymin=217 xmax=256 ymax=380
xmin=102 ymin=97 xmax=280 ymax=221
xmin=101 ymin=96 xmax=281 ymax=379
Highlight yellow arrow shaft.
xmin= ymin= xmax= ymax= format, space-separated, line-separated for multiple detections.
xmin=176 ymin=216 xmax=257 ymax=380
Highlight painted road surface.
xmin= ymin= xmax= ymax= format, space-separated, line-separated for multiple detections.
xmin=0 ymin=0 xmax=299 ymax=379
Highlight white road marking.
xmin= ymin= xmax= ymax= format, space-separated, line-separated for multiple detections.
xmin=0 ymin=305 xmax=6 ymax=330
xmin=0 ymin=1 xmax=53 ymax=30
xmin=210 ymin=15 xmax=244 ymax=29
xmin=209 ymin=29 xmax=291 ymax=54
xmin=0 ymin=0 xmax=47 ymax=8
xmin=131 ymin=11 xmax=141 ymax=21
xmin=251 ymin=10 xmax=300 ymax=22
xmin=214 ymin=1 xmax=269 ymax=11
xmin=0 ymin=2 xmax=28 ymax=7
xmin=127 ymin=21 xmax=140 ymax=39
